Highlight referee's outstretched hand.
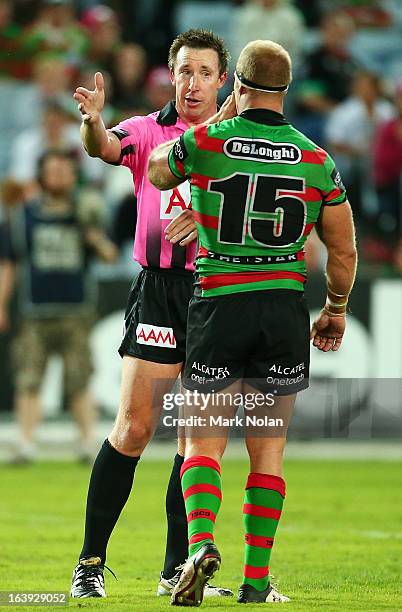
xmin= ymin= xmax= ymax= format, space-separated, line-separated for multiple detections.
xmin=310 ymin=310 xmax=346 ymax=352
xmin=73 ymin=72 xmax=105 ymax=124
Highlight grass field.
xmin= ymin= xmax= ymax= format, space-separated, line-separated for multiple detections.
xmin=0 ymin=458 xmax=401 ymax=612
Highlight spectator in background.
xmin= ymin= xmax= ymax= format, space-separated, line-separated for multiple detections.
xmin=80 ymin=4 xmax=121 ymax=73
xmin=110 ymin=43 xmax=149 ymax=116
xmin=145 ymin=66 xmax=175 ymax=112
xmin=8 ymin=99 xmax=104 ymax=199
xmin=325 ymin=70 xmax=394 ymax=220
xmin=116 ymin=0 xmax=175 ymax=66
xmin=293 ymin=0 xmax=321 ymax=27
xmin=0 ymin=150 xmax=118 ymax=464
xmin=110 ymin=192 xmax=139 ymax=276
xmin=24 ymin=0 xmax=88 ymax=69
xmin=230 ymin=0 xmax=305 ymax=71
xmin=32 ymin=52 xmax=73 ymax=99
xmin=12 ymin=52 xmax=76 ymax=128
xmin=0 ymin=0 xmax=32 ymax=79
xmin=295 ymin=10 xmax=355 ymax=143
xmin=373 ymin=82 xmax=402 ymax=242
xmin=347 ymin=0 xmax=402 ymax=78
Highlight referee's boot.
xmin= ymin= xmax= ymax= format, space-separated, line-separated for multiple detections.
xmin=70 ymin=556 xmax=116 ymax=598
xmin=237 ymin=583 xmax=290 ymax=603
xmin=171 ymin=542 xmax=221 ymax=606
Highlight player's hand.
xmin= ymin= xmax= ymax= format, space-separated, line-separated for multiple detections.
xmin=217 ymin=92 xmax=237 ymax=121
xmin=165 ymin=209 xmax=197 ymax=246
xmin=205 ymin=92 xmax=237 ymax=125
xmin=310 ymin=310 xmax=346 ymax=352
xmin=73 ymin=72 xmax=105 ymax=124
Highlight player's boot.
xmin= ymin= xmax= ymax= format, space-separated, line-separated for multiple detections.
xmin=170 ymin=542 xmax=221 ymax=606
xmin=237 ymin=583 xmax=290 ymax=603
xmin=70 ymin=556 xmax=115 ymax=598
xmin=157 ymin=567 xmax=233 ymax=597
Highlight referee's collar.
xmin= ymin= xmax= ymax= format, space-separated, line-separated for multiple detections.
xmin=157 ymin=100 xmax=179 ymax=126
xmin=240 ymin=108 xmax=289 ymax=126
xmin=157 ymin=100 xmax=221 ymax=127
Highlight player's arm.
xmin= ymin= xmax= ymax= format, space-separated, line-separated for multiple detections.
xmin=311 ymin=200 xmax=357 ymax=352
xmin=317 ymin=199 xmax=357 ymax=299
xmin=148 ymin=139 xmax=185 ymax=191
xmin=149 ymin=132 xmax=197 ymax=245
xmin=149 ymin=97 xmax=236 ymax=190
xmin=73 ymin=72 xmax=121 ymax=163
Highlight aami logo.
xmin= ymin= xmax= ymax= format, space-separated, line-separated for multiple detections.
xmin=160 ymin=182 xmax=191 ymax=219
xmin=136 ymin=324 xmax=176 ymax=348
xmin=224 ymin=137 xmax=301 ymax=164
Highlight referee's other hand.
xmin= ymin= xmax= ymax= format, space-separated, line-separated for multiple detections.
xmin=165 ymin=209 xmax=197 ymax=246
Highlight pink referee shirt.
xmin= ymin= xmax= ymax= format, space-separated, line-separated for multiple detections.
xmin=111 ymin=101 xmax=196 ymax=271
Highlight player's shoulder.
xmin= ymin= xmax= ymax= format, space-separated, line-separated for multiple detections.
xmin=209 ymin=117 xmax=237 ymax=134
xmin=200 ymin=118 xmax=239 ymax=143
xmin=288 ymin=124 xmax=333 ymax=167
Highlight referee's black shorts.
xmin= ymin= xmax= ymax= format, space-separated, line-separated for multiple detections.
xmin=119 ymin=267 xmax=194 ymax=364
xmin=182 ymin=289 xmax=310 ymax=395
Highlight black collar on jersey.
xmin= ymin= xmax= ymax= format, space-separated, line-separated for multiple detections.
xmin=240 ymin=108 xmax=289 ymax=126
xmin=156 ymin=99 xmax=221 ymax=126
xmin=236 ymin=71 xmax=289 ymax=93
xmin=157 ymin=100 xmax=178 ymax=126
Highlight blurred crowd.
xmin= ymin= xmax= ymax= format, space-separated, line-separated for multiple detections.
xmin=0 ymin=0 xmax=401 ymax=270
xmin=1 ymin=0 xmax=402 ymax=457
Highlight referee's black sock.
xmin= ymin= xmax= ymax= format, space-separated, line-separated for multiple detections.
xmin=162 ymin=453 xmax=189 ymax=579
xmin=79 ymin=439 xmax=139 ymax=564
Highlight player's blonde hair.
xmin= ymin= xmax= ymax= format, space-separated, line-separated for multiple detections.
xmin=236 ymin=40 xmax=292 ymax=90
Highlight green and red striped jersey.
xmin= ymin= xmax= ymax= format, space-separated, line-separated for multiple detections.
xmin=168 ymin=109 xmax=347 ymax=297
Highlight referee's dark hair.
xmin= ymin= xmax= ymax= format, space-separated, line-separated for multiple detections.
xmin=168 ymin=28 xmax=230 ymax=76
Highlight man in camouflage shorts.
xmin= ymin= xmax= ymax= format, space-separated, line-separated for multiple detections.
xmin=0 ymin=150 xmax=117 ymax=462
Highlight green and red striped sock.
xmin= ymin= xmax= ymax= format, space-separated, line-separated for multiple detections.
xmin=180 ymin=456 xmax=222 ymax=557
xmin=242 ymin=473 xmax=286 ymax=591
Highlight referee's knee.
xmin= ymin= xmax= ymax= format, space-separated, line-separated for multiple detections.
xmin=109 ymin=419 xmax=153 ymax=455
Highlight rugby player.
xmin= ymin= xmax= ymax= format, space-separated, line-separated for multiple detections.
xmin=70 ymin=29 xmax=233 ymax=599
xmin=149 ymin=40 xmax=357 ymax=605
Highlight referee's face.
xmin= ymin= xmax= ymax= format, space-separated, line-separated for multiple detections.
xmin=172 ymin=46 xmax=226 ymax=126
